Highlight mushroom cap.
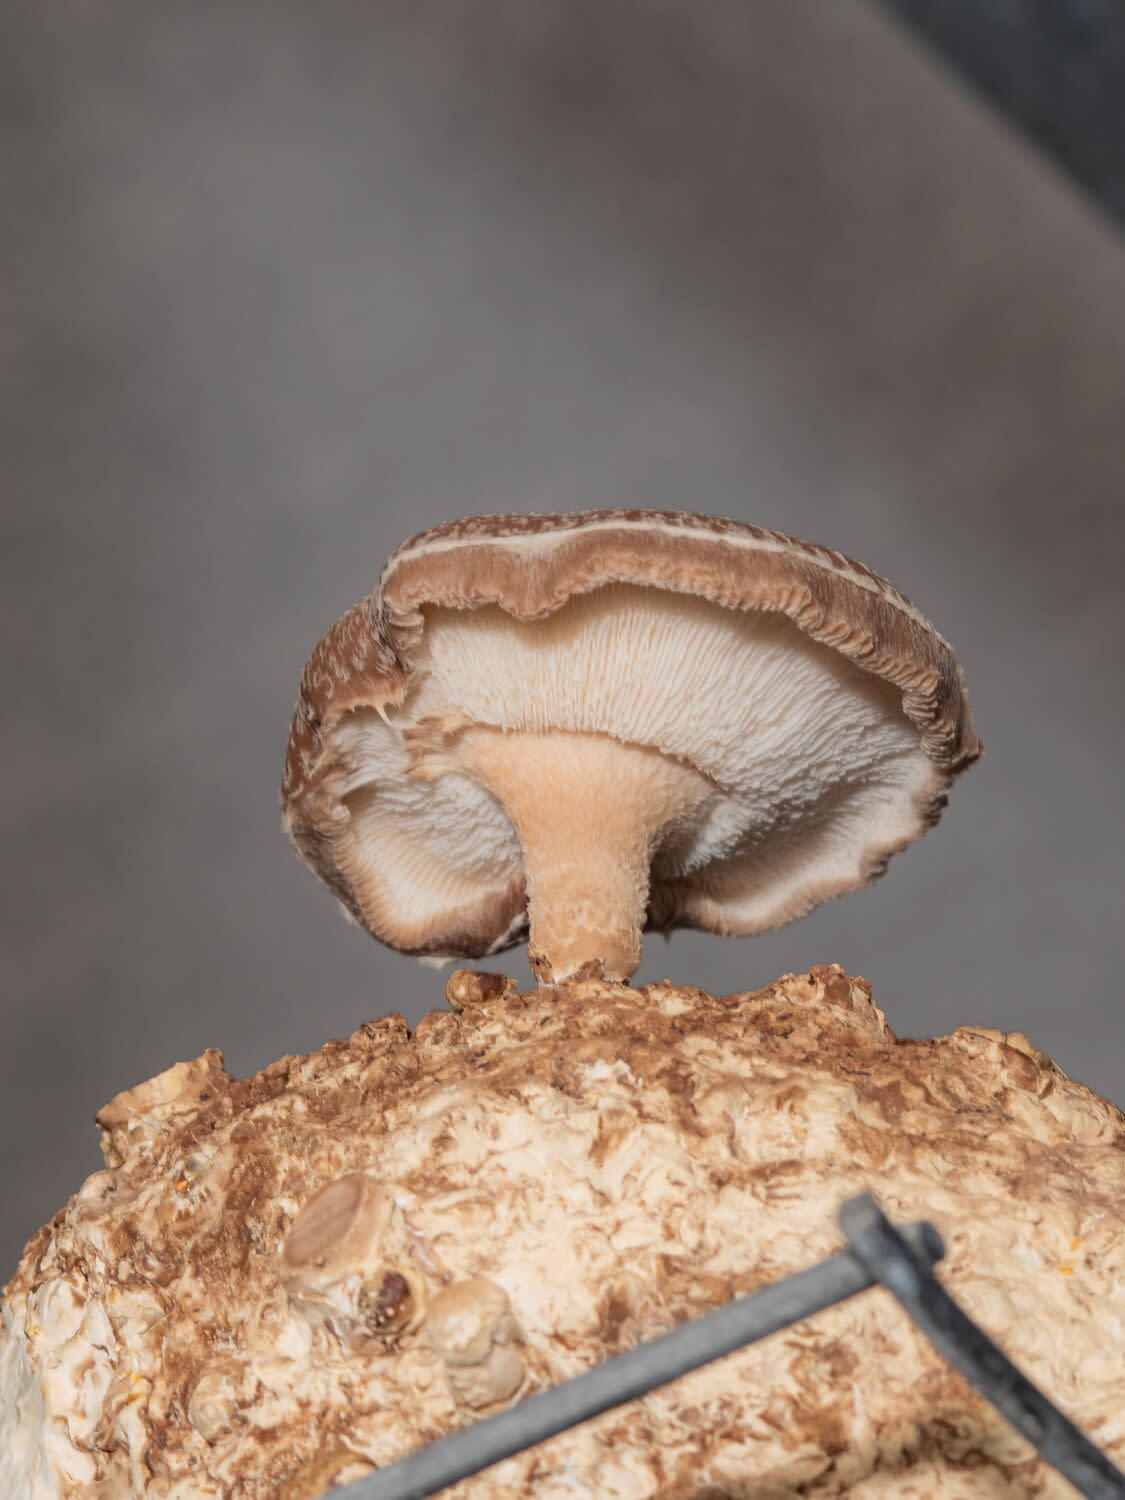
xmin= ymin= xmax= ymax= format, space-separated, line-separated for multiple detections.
xmin=282 ymin=510 xmax=980 ymax=961
xmin=280 ymin=1172 xmax=390 ymax=1290
xmin=424 ymin=1277 xmax=527 ymax=1410
xmin=424 ymin=1277 xmax=523 ymax=1367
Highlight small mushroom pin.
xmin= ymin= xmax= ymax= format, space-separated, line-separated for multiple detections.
xmin=282 ymin=511 xmax=978 ymax=984
xmin=280 ymin=1173 xmax=424 ymax=1347
xmin=423 ymin=1277 xmax=526 ymax=1412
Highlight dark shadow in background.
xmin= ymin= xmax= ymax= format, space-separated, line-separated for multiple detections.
xmin=878 ymin=0 xmax=1125 ymax=226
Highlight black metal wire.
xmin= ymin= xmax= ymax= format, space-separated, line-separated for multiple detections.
xmin=329 ymin=1195 xmax=1125 ymax=1500
xmin=333 ymin=1219 xmax=940 ymax=1500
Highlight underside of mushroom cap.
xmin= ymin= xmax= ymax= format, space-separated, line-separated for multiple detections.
xmin=282 ymin=511 xmax=980 ymax=975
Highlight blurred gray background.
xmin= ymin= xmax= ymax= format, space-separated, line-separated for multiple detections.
xmin=3 ymin=2 xmax=1124 ymax=1279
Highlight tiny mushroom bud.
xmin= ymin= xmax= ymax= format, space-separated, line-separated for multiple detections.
xmin=187 ymin=1361 xmax=243 ymax=1444
xmin=282 ymin=511 xmax=979 ymax=985
xmin=282 ymin=1173 xmax=390 ymax=1287
xmin=282 ymin=1173 xmax=408 ymax=1348
xmin=424 ymin=1276 xmax=526 ymax=1411
xmin=357 ymin=1263 xmax=425 ymax=1340
xmin=445 ymin=968 xmax=517 ymax=1012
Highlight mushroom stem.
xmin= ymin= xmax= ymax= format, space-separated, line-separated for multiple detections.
xmin=413 ymin=727 xmax=712 ymax=984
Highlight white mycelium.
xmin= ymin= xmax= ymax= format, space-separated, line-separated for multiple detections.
xmin=2 ymin=970 xmax=1122 ymax=1497
xmin=0 ymin=1305 xmax=55 ymax=1500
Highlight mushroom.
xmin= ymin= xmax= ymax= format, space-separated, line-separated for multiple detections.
xmin=356 ymin=1264 xmax=425 ymax=1340
xmin=281 ymin=1173 xmax=391 ymax=1289
xmin=444 ymin=968 xmax=518 ymax=1012
xmin=280 ymin=1173 xmax=423 ymax=1347
xmin=424 ymin=1277 xmax=526 ymax=1411
xmin=186 ymin=1360 xmax=245 ymax=1444
xmin=282 ymin=511 xmax=979 ymax=983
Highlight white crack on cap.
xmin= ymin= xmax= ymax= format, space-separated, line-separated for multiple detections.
xmin=282 ymin=510 xmax=980 ymax=983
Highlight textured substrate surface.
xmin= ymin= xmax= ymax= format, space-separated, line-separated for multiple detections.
xmin=2 ymin=967 xmax=1123 ymax=1498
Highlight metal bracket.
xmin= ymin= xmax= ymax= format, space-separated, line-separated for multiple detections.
xmin=330 ymin=1193 xmax=1124 ymax=1500
xmin=839 ymin=1195 xmax=1124 ymax=1500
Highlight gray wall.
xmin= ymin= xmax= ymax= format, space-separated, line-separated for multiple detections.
xmin=4 ymin=2 xmax=1124 ymax=1280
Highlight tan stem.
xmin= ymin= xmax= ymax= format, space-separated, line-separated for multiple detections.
xmin=421 ymin=727 xmax=712 ymax=984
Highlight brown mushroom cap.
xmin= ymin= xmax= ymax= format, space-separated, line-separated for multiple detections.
xmin=424 ymin=1276 xmax=527 ymax=1411
xmin=282 ymin=511 xmax=979 ymax=980
xmin=280 ymin=1173 xmax=390 ymax=1289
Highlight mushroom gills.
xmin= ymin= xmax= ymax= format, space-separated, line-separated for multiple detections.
xmin=407 ymin=722 xmax=714 ymax=983
xmin=328 ymin=585 xmax=930 ymax=977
